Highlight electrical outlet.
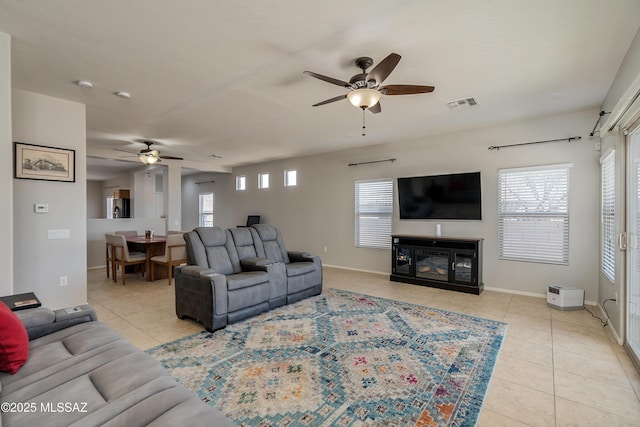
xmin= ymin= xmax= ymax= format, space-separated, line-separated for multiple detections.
xmin=323 ymin=246 xmax=328 ymax=253
xmin=59 ymin=276 xmax=68 ymax=286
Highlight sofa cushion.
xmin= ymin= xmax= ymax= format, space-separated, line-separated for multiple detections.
xmin=0 ymin=302 xmax=29 ymax=374
xmin=226 ymin=271 xmax=269 ymax=291
xmin=0 ymin=321 xmax=235 ymax=426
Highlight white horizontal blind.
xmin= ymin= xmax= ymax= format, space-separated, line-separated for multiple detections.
xmin=498 ymin=165 xmax=570 ymax=264
xmin=355 ymin=179 xmax=393 ymax=249
xmin=601 ymin=150 xmax=616 ymax=282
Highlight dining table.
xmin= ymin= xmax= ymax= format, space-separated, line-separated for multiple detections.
xmin=125 ymin=235 xmax=167 ymax=282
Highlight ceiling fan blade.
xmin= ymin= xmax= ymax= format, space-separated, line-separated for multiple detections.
xmin=368 ymin=102 xmax=381 ymax=114
xmin=312 ymin=94 xmax=348 ymax=107
xmin=159 ymin=155 xmax=184 ymax=160
xmin=303 ymin=71 xmax=350 ymax=87
xmin=380 ymin=84 xmax=435 ymax=95
xmin=367 ymin=53 xmax=401 ymax=86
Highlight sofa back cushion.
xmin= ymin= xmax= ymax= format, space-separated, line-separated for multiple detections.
xmin=251 ymin=224 xmax=290 ymax=264
xmin=0 ymin=302 xmax=29 ymax=374
xmin=191 ymin=227 xmax=242 ymax=275
xmin=229 ymin=228 xmax=259 ymax=260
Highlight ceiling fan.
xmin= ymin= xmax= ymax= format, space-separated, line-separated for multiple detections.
xmin=303 ymin=53 xmax=435 ymax=114
xmin=132 ymin=141 xmax=184 ymax=165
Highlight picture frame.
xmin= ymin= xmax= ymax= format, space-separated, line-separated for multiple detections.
xmin=14 ymin=141 xmax=76 ymax=182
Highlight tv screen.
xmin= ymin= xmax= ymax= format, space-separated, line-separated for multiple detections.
xmin=397 ymin=172 xmax=482 ymax=220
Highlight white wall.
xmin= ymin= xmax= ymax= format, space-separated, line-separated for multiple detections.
xmin=0 ymin=32 xmax=13 ymax=296
xmin=12 ymin=89 xmax=87 ymax=309
xmin=87 ymin=180 xmax=103 ymax=219
xmin=228 ymin=109 xmax=601 ymax=301
xmin=181 ymin=172 xmax=234 ymax=231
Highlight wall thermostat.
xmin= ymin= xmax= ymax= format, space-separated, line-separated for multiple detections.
xmin=34 ymin=203 xmax=49 ymax=213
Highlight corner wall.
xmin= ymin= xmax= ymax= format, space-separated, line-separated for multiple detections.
xmin=12 ymin=89 xmax=87 ymax=309
xmin=0 ymin=32 xmax=12 ymax=296
xmin=229 ymin=109 xmax=600 ymax=301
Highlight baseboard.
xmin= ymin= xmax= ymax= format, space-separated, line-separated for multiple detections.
xmin=484 ymin=286 xmax=546 ymax=299
xmin=599 ymin=304 xmax=624 ymax=345
xmin=322 ymin=264 xmax=388 ymax=276
xmin=88 ymin=265 xmax=106 ymax=271
xmin=326 ymin=268 xmax=598 ymax=304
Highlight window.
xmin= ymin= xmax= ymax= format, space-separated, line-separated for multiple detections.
xmin=498 ymin=164 xmax=570 ymax=264
xmin=236 ymin=175 xmax=246 ymax=191
xmin=355 ymin=179 xmax=393 ymax=249
xmin=258 ymin=173 xmax=269 ymax=189
xmin=284 ymin=169 xmax=297 ymax=187
xmin=199 ymin=193 xmax=214 ymax=227
xmin=601 ymin=150 xmax=615 ymax=282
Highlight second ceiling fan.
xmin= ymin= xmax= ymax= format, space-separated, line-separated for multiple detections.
xmin=135 ymin=141 xmax=184 ymax=165
xmin=303 ymin=52 xmax=435 ymax=114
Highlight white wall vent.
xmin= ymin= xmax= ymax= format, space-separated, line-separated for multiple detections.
xmin=447 ymin=96 xmax=479 ymax=111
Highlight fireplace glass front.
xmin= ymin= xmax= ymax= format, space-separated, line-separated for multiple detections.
xmin=415 ymin=249 xmax=449 ymax=282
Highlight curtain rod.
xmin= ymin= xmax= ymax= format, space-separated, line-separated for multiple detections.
xmin=348 ymin=158 xmax=396 ymax=167
xmin=488 ymin=136 xmax=581 ymax=151
xmin=589 ymin=110 xmax=611 ymax=137
xmin=195 ymin=180 xmax=215 ymax=184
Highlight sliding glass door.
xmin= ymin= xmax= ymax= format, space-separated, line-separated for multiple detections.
xmin=627 ymin=129 xmax=640 ymax=367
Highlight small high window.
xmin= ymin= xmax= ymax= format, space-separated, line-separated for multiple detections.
xmin=236 ymin=175 xmax=246 ymax=191
xmin=284 ymin=169 xmax=297 ymax=187
xmin=258 ymin=173 xmax=270 ymax=189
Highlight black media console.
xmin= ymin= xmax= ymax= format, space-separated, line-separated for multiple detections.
xmin=390 ymin=234 xmax=483 ymax=295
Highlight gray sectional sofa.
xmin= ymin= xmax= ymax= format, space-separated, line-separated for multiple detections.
xmin=0 ymin=305 xmax=233 ymax=426
xmin=175 ymin=224 xmax=322 ymax=332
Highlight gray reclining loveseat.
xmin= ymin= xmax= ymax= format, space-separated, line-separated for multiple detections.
xmin=0 ymin=304 xmax=233 ymax=426
xmin=175 ymin=224 xmax=322 ymax=332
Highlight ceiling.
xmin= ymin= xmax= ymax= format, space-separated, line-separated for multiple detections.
xmin=1 ymin=0 xmax=640 ymax=180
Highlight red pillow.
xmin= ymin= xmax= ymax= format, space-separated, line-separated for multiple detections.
xmin=0 ymin=301 xmax=29 ymax=374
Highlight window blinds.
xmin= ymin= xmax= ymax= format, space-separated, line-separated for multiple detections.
xmin=355 ymin=179 xmax=393 ymax=249
xmin=601 ymin=150 xmax=615 ymax=282
xmin=498 ymin=165 xmax=570 ymax=264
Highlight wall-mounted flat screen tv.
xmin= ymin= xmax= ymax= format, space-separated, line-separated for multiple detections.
xmin=397 ymin=172 xmax=482 ymax=220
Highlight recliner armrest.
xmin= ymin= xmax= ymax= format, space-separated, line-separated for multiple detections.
xmin=17 ymin=304 xmax=97 ymax=340
xmin=288 ymin=251 xmax=316 ymax=262
xmin=240 ymin=257 xmax=274 ymax=271
xmin=180 ymin=265 xmax=217 ymax=279
xmin=16 ymin=307 xmax=55 ymax=329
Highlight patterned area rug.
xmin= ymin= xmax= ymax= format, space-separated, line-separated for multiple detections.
xmin=148 ymin=289 xmax=507 ymax=426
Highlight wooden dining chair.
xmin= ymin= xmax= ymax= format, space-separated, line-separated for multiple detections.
xmin=105 ymin=233 xmax=115 ymax=278
xmin=150 ymin=234 xmax=187 ymax=285
xmin=109 ymin=234 xmax=147 ymax=286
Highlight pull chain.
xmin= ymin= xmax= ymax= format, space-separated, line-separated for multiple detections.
xmin=361 ymin=107 xmax=366 ymax=136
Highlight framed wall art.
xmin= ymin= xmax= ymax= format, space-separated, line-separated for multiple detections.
xmin=14 ymin=142 xmax=76 ymax=182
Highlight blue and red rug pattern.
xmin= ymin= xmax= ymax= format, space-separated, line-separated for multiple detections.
xmin=148 ymin=289 xmax=507 ymax=426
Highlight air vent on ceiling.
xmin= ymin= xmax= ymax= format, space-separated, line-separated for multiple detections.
xmin=447 ymin=96 xmax=479 ymax=111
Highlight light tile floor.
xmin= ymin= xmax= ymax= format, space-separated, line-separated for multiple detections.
xmin=87 ymin=266 xmax=640 ymax=426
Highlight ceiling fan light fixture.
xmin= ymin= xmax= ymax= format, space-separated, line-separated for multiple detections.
xmin=347 ymin=88 xmax=381 ymax=109
xmin=139 ymin=152 xmax=159 ymax=165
